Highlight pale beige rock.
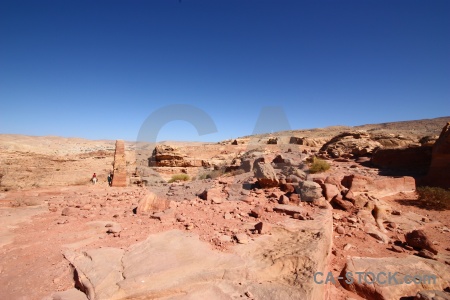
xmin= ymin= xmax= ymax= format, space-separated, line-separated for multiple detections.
xmin=341 ymin=256 xmax=450 ymax=300
xmin=346 ymin=174 xmax=416 ymax=198
xmin=324 ymin=183 xmax=339 ymax=201
xmin=253 ymin=161 xmax=279 ymax=188
xmin=48 ymin=288 xmax=89 ymax=300
xmin=415 ymin=290 xmax=450 ymax=300
xmin=273 ymin=204 xmax=304 ymax=216
xmin=136 ymin=193 xmax=169 ymax=215
xmin=62 ymin=210 xmax=333 ymax=300
xmin=365 ymin=224 xmax=391 ymax=244
xmin=234 ymin=233 xmax=249 ymax=244
xmin=63 ymin=247 xmax=125 ymax=300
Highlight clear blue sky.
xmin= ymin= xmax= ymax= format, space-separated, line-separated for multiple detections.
xmin=1 ymin=0 xmax=449 ymax=142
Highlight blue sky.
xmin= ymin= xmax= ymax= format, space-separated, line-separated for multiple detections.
xmin=1 ymin=0 xmax=449 ymax=142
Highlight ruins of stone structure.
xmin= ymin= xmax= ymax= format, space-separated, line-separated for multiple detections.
xmin=112 ymin=140 xmax=127 ymax=187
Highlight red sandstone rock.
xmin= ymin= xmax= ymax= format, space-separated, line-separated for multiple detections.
xmin=371 ymin=145 xmax=432 ymax=173
xmin=112 ymin=140 xmax=127 ymax=187
xmin=136 ymin=193 xmax=170 ymax=215
xmin=405 ymin=229 xmax=439 ymax=254
xmin=423 ymin=122 xmax=450 ymax=188
xmin=345 ymin=174 xmax=415 ymax=198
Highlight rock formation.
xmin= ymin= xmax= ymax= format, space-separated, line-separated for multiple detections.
xmin=423 ymin=122 xmax=450 ymax=188
xmin=370 ymin=133 xmax=416 ymax=148
xmin=343 ymin=174 xmax=415 ymax=198
xmin=320 ymin=131 xmax=382 ymax=158
xmin=112 ymin=140 xmax=127 ymax=187
xmin=340 ymin=256 xmax=450 ymax=300
xmin=253 ymin=160 xmax=279 ymax=188
xmin=371 ymin=145 xmax=433 ymax=174
xmin=149 ymin=144 xmax=203 ymax=167
xmin=320 ymin=131 xmax=420 ymax=159
xmin=289 ymin=136 xmax=327 ymax=147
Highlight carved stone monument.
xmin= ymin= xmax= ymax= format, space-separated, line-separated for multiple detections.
xmin=112 ymin=140 xmax=127 ymax=187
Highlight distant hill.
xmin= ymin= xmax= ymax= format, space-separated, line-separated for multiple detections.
xmin=238 ymin=116 xmax=450 ymax=141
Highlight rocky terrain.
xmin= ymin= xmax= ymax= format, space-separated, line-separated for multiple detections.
xmin=0 ymin=116 xmax=450 ymax=300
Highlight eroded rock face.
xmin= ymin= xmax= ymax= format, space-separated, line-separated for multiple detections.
xmin=419 ymin=135 xmax=439 ymax=147
xmin=371 ymin=146 xmax=433 ymax=174
xmin=423 ymin=122 xmax=450 ymax=188
xmin=340 ymin=256 xmax=450 ymax=300
xmin=289 ymin=137 xmax=327 ymax=147
xmin=370 ymin=133 xmax=416 ymax=148
xmin=320 ymin=131 xmax=382 ymax=158
xmin=320 ymin=132 xmax=419 ymax=159
xmin=344 ymin=174 xmax=415 ymax=198
xmin=149 ymin=145 xmax=203 ymax=167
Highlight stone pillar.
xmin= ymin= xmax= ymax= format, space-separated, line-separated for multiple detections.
xmin=112 ymin=140 xmax=127 ymax=187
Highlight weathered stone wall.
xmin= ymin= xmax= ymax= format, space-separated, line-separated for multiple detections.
xmin=112 ymin=140 xmax=127 ymax=187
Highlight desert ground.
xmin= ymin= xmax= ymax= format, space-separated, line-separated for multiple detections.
xmin=0 ymin=116 xmax=450 ymax=300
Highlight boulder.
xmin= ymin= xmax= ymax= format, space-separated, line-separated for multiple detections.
xmin=240 ymin=159 xmax=254 ymax=172
xmin=323 ymin=183 xmax=339 ymax=201
xmin=279 ymin=195 xmax=290 ymax=204
xmin=136 ymin=193 xmax=170 ymax=215
xmin=250 ymin=205 xmax=264 ymax=218
xmin=197 ymin=187 xmax=222 ymax=201
xmin=423 ymin=122 xmax=450 ymax=188
xmin=280 ymin=183 xmax=295 ymax=193
xmin=299 ymin=181 xmax=323 ymax=202
xmin=267 ymin=137 xmax=278 ymax=144
xmin=405 ymin=230 xmax=439 ymax=254
xmin=340 ymin=256 xmax=450 ymax=300
xmin=286 ymin=174 xmax=301 ymax=183
xmin=288 ymin=193 xmax=300 ymax=205
xmin=415 ymin=290 xmax=450 ymax=300
xmin=254 ymin=222 xmax=272 ymax=234
xmin=253 ymin=161 xmax=279 ymax=188
xmin=324 ymin=175 xmax=345 ymax=191
xmin=272 ymin=155 xmax=291 ymax=166
xmin=330 ymin=195 xmax=354 ymax=211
